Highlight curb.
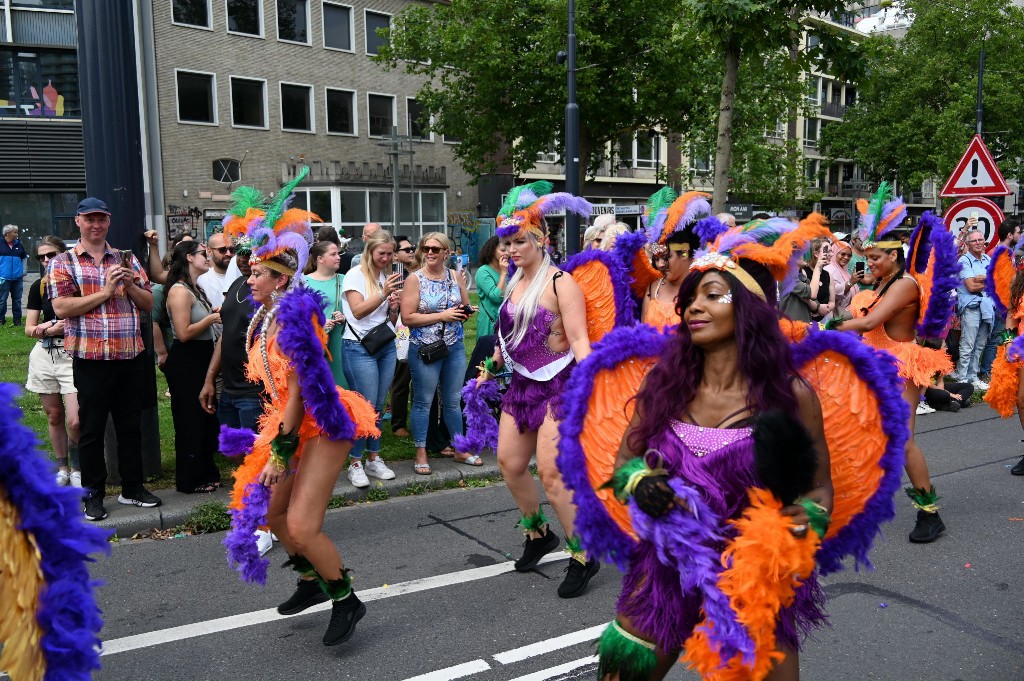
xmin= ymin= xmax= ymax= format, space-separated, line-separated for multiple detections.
xmin=97 ymin=457 xmax=502 ymax=538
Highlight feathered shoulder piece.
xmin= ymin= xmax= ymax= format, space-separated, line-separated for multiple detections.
xmin=695 ymin=213 xmax=831 ymax=283
xmin=222 ymin=166 xmax=318 ymax=275
xmin=496 ymin=180 xmax=591 ymax=240
xmin=906 ymin=211 xmax=960 ymax=337
xmin=856 ymin=182 xmax=906 ymax=248
xmin=986 ymin=244 xmax=1016 ymax=317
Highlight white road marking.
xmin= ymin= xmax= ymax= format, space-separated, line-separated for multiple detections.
xmin=505 ymin=655 xmax=599 ymax=681
xmin=100 ymin=553 xmax=564 ymax=657
xmin=401 ymin=660 xmax=493 ymax=681
xmin=492 ymin=624 xmax=606 ymax=665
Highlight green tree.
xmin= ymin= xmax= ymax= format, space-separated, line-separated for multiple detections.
xmin=821 ymin=0 xmax=1024 ymax=196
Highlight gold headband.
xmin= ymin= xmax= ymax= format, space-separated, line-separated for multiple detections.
xmin=668 ymin=243 xmax=691 ymax=256
xmin=689 ymin=252 xmax=767 ymax=301
xmin=864 ymin=240 xmax=902 ymax=249
xmin=257 ymin=258 xmax=296 ymax=276
xmin=496 ymin=215 xmax=544 ymax=240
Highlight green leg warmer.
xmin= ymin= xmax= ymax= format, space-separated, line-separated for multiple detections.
xmin=317 ymin=568 xmax=354 ymax=601
xmin=282 ymin=554 xmax=318 ymax=578
xmin=564 ymin=534 xmax=587 ymax=565
xmin=596 ymin=620 xmax=658 ymax=681
xmin=905 ymin=485 xmax=940 ymax=513
xmin=517 ymin=509 xmax=549 ymax=535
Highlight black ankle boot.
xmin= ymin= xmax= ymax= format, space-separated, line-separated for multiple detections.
xmin=909 ymin=510 xmax=945 ymax=543
xmin=514 ymin=528 xmax=559 ymax=572
xmin=1011 ymin=456 xmax=1024 ymax=476
xmin=323 ymin=592 xmax=366 ymax=646
xmin=557 ymin=557 xmax=601 ymax=598
xmin=278 ymin=578 xmax=329 ymax=615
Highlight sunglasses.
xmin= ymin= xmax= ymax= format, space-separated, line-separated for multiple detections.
xmin=36 ymin=252 xmax=58 ymax=263
xmin=397 ymin=247 xmax=416 ymax=254
xmin=421 ymin=246 xmax=446 ymax=254
xmin=211 ymin=246 xmax=235 ymax=255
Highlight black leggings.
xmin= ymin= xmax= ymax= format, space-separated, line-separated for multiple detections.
xmin=925 ymin=382 xmax=975 ymax=411
xmin=163 ymin=339 xmax=221 ymax=491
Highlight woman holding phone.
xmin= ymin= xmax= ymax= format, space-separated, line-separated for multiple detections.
xmin=303 ymin=241 xmax=347 ymax=388
xmin=400 ymin=232 xmax=475 ymax=474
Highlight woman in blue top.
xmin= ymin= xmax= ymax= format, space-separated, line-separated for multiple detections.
xmin=474 ymin=235 xmax=509 ymax=340
xmin=400 ymin=232 xmax=476 ymax=474
xmin=303 ymin=241 xmax=348 ymax=388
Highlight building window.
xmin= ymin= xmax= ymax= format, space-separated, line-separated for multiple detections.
xmin=367 ymin=93 xmax=394 ymax=137
xmin=213 ymin=159 xmax=241 ymax=183
xmin=805 ymin=159 xmax=821 ymax=188
xmin=536 ymin=142 xmax=558 ymax=164
xmin=635 ymin=133 xmax=660 ymax=169
xmin=443 ymin=133 xmax=461 ymax=144
xmin=230 ymin=77 xmax=266 ymax=128
xmin=277 ymin=0 xmax=309 ymax=44
xmin=172 ymin=0 xmax=211 ymax=28
xmin=12 ymin=0 xmax=75 ymax=7
xmin=280 ymin=82 xmax=313 ymax=132
xmin=323 ymin=2 xmax=353 ymax=51
xmin=0 ymin=49 xmax=81 ymax=118
xmin=227 ymin=0 xmax=263 ymax=36
xmin=325 ymin=88 xmax=356 ymax=135
xmin=175 ymin=70 xmax=217 ymax=125
xmin=803 ymin=118 xmax=819 ymax=147
xmin=407 ymin=98 xmax=430 ymax=140
xmin=365 ymin=10 xmax=391 ymax=55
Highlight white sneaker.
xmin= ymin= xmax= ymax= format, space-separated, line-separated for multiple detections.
xmin=974 ymin=379 xmax=990 ymax=391
xmin=364 ymin=457 xmax=396 ymax=480
xmin=916 ymin=403 xmax=935 ymax=415
xmin=55 ymin=469 xmax=70 ymax=486
xmin=255 ymin=529 xmax=274 ymax=556
xmin=348 ymin=461 xmax=370 ymax=488
xmin=70 ymin=471 xmax=82 ymax=488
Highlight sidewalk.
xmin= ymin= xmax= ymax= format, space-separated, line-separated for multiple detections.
xmin=97 ymin=456 xmax=502 ymax=537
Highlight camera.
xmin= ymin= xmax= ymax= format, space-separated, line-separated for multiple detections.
xmin=460 ymin=304 xmax=475 ymax=317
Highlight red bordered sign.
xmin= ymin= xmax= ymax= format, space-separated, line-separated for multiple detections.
xmin=944 ymin=197 xmax=1004 ymax=250
xmin=940 ymin=134 xmax=1011 ymax=197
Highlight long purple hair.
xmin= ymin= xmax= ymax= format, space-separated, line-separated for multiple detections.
xmin=629 ymin=264 xmax=799 ymax=452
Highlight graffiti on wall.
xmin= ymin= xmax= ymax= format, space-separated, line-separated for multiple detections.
xmin=166 ymin=206 xmax=203 ymax=241
xmin=447 ymin=211 xmax=481 ymax=264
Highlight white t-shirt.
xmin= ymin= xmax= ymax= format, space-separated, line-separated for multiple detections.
xmin=224 ymin=257 xmax=243 ymax=286
xmin=342 ymin=266 xmax=392 ymax=341
xmin=197 ymin=268 xmax=231 ymax=308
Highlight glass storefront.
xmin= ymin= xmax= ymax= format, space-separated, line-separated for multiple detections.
xmin=0 ymin=191 xmax=84 ymax=273
xmin=0 ymin=48 xmax=80 ymax=118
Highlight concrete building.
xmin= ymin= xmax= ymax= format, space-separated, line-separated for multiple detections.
xmin=151 ymin=0 xmax=477 ymax=250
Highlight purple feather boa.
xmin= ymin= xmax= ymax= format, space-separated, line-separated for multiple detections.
xmin=562 ymin=247 xmax=638 ymax=327
xmin=1007 ymin=334 xmax=1024 ymax=363
xmin=630 ymin=479 xmax=756 ymax=666
xmin=219 ymin=425 xmax=257 ymax=458
xmin=275 ymin=285 xmax=356 ymax=441
xmin=986 ymin=244 xmax=1013 ymax=317
xmin=694 ymin=216 xmax=728 ymax=245
xmin=557 ymin=324 xmax=669 ymax=570
xmin=452 ymin=379 xmax=499 ymax=454
xmin=224 ymin=482 xmax=272 ymax=585
xmin=611 ymin=228 xmax=648 ymax=269
xmin=791 ymin=329 xmax=909 ymax=574
xmin=910 ymin=212 xmax=960 ymax=337
xmin=0 ymin=383 xmax=110 ymax=680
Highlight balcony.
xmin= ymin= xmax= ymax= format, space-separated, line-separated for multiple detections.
xmin=11 ymin=7 xmax=77 ymax=47
xmin=819 ymin=101 xmax=847 ymax=118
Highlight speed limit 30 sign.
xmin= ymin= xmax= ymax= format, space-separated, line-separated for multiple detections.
xmin=943 ymin=197 xmax=1004 ymax=251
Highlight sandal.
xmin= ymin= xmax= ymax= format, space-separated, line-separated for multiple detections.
xmin=438 ymin=447 xmax=457 ymax=458
xmin=414 ymin=462 xmax=432 ymax=475
xmin=454 ymin=454 xmax=483 ymax=467
xmin=189 ymin=483 xmax=218 ymax=494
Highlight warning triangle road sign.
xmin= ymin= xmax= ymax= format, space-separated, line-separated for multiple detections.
xmin=940 ymin=134 xmax=1011 ymax=197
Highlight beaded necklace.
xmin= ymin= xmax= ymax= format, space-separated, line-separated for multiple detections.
xmin=245 ymin=297 xmax=281 ymax=402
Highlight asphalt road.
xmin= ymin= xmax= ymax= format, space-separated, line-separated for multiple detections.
xmin=93 ymin=404 xmax=1024 ymax=681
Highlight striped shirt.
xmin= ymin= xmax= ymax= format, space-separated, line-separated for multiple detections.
xmin=48 ymin=241 xmax=151 ymax=360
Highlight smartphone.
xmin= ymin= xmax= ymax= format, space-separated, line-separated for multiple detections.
xmin=119 ymin=249 xmax=133 ymax=268
xmin=391 ymin=262 xmax=404 ymax=290
xmin=970 ymin=210 xmax=979 ymax=220
xmin=461 ymin=304 xmax=475 ymax=317
xmin=855 ymin=261 xmax=865 ymax=275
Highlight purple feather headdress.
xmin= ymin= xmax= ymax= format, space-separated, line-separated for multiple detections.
xmin=495 ymin=181 xmax=592 ymax=241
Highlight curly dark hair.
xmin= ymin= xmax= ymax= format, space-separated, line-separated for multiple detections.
xmin=479 ymin=235 xmax=500 ymax=268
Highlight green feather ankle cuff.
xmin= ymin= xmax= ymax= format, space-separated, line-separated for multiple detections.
xmin=317 ymin=568 xmax=353 ymax=601
xmin=905 ymin=485 xmax=940 ymax=513
xmin=596 ymin=620 xmax=658 ymax=681
xmin=564 ymin=534 xmax=587 ymax=564
xmin=517 ymin=509 xmax=549 ymax=535
xmin=282 ymin=554 xmax=317 ymax=578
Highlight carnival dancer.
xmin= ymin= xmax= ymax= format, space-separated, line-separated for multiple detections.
xmin=830 ymin=186 xmax=958 ymax=543
xmin=558 ymin=215 xmax=910 ymax=680
xmin=477 ymin=181 xmax=599 ymax=598
xmin=218 ymin=169 xmax=379 ymax=646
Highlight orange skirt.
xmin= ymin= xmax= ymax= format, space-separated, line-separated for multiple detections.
xmin=862 ymin=326 xmax=953 ymax=388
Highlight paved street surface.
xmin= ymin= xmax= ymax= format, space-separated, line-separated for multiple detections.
xmin=94 ymin=405 xmax=1024 ymax=681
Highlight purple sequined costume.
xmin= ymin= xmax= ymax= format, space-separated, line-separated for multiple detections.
xmin=498 ymin=300 xmax=575 ymax=432
xmin=619 ymin=419 xmax=827 ymax=654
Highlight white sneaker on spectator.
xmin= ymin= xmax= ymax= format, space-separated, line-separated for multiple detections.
xmin=348 ymin=461 xmax=370 ymax=488
xmin=364 ymin=457 xmax=396 ymax=480
xmin=916 ymin=403 xmax=935 ymax=415
xmin=255 ymin=529 xmax=274 ymax=556
xmin=974 ymin=379 xmax=990 ymax=391
xmin=70 ymin=471 xmax=82 ymax=488
xmin=55 ymin=469 xmax=69 ymax=486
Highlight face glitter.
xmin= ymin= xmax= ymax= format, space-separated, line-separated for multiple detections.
xmin=718 ymin=293 xmax=733 ymax=304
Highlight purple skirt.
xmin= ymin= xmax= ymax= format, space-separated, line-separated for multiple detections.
xmin=501 ymin=363 xmax=575 ymax=433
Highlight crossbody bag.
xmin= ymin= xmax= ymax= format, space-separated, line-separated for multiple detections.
xmin=418 ymin=271 xmax=452 ymax=364
xmin=347 ymin=276 xmax=395 ymax=354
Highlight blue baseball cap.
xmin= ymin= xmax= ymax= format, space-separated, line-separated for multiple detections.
xmin=76 ymin=197 xmax=111 ymax=215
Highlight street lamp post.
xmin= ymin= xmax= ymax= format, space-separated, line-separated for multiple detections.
xmin=564 ymin=0 xmax=580 ymax=255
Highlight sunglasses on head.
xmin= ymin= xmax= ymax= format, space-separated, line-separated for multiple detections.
xmin=421 ymin=246 xmax=446 ymax=254
xmin=211 ymin=246 xmax=235 ymax=255
xmin=36 ymin=252 xmax=58 ymax=263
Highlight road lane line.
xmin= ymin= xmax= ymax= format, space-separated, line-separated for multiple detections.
xmin=505 ymin=655 xmax=599 ymax=681
xmin=401 ymin=660 xmax=492 ymax=681
xmin=492 ymin=624 xmax=606 ymax=664
xmin=101 ymin=553 xmax=564 ymax=657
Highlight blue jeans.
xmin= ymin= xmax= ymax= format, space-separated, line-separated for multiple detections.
xmin=955 ymin=306 xmax=991 ymax=383
xmin=217 ymin=391 xmax=263 ymax=433
xmin=409 ymin=339 xmax=467 ymax=448
xmin=0 ymin=276 xmax=23 ymax=323
xmin=980 ymin=315 xmax=1005 ymax=377
xmin=342 ymin=339 xmax=396 ymax=458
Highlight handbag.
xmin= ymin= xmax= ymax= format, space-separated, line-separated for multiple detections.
xmin=349 ymin=320 xmax=396 ymax=355
xmin=417 ymin=271 xmax=452 ymax=364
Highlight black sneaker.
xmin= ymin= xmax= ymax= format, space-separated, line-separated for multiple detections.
xmin=557 ymin=557 xmax=601 ymax=598
xmin=909 ymin=510 xmax=945 ymax=543
xmin=118 ymin=489 xmax=162 ymax=508
xmin=322 ymin=592 xmax=366 ymax=646
xmin=1012 ymin=456 xmax=1024 ymax=476
xmin=84 ymin=495 xmax=108 ymax=521
xmin=278 ymin=579 xmax=329 ymax=615
xmin=514 ymin=529 xmax=559 ymax=572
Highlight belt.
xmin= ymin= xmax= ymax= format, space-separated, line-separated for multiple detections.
xmin=39 ymin=337 xmax=64 ymax=348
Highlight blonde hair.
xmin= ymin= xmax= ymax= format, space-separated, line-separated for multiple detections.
xmin=503 ymin=231 xmax=553 ymax=349
xmin=599 ymin=223 xmax=629 ymax=251
xmin=358 ymin=229 xmax=396 ymax=299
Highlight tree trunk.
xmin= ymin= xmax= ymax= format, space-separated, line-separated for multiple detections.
xmin=711 ymin=36 xmax=741 ymax=215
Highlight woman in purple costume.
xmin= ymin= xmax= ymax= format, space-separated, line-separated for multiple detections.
xmin=601 ymin=237 xmax=834 ymax=680
xmin=478 ymin=181 xmax=600 ymax=598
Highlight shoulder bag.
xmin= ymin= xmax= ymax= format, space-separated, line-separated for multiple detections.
xmin=348 ymin=277 xmax=395 ymax=354
xmin=417 ymin=272 xmax=452 ymax=364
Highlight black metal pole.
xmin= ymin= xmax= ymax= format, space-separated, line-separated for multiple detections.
xmin=564 ymin=0 xmax=581 ymax=255
xmin=976 ymin=44 xmax=984 ymax=135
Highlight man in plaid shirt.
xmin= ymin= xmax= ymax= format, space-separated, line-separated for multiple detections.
xmin=50 ymin=197 xmax=162 ymax=521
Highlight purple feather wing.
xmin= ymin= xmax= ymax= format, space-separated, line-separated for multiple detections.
xmin=907 ymin=212 xmax=959 ymax=338
xmin=790 ymin=329 xmax=909 ymax=574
